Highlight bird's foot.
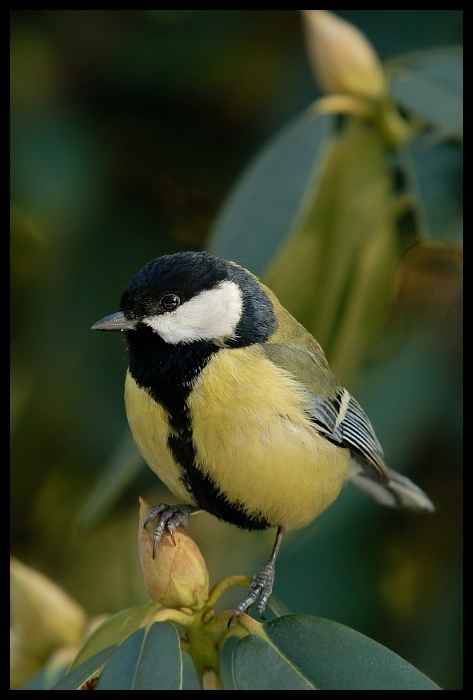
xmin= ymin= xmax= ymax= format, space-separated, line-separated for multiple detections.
xmin=230 ymin=561 xmax=276 ymax=624
xmin=143 ymin=504 xmax=199 ymax=557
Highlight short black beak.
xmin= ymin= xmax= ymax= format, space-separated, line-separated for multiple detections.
xmin=91 ymin=311 xmax=137 ymax=332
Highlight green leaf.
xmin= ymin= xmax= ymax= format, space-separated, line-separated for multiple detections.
xmin=400 ymin=135 xmax=462 ymax=243
xmin=234 ymin=632 xmax=316 ymax=690
xmin=70 ymin=601 xmax=161 ymax=671
xmin=94 ymin=622 xmax=182 ymax=690
xmin=386 ymin=48 xmax=463 ymax=137
xmin=208 ymin=107 xmax=335 ymax=275
xmin=263 ymin=121 xmax=398 ymax=387
xmin=233 ymin=615 xmax=441 ymax=690
xmin=52 ymin=646 xmax=117 ymax=690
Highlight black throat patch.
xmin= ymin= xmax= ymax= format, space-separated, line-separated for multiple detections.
xmin=126 ymin=330 xmax=270 ymax=531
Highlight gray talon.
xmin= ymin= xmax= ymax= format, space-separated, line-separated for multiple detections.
xmin=229 ymin=526 xmax=285 ymax=626
xmin=143 ymin=503 xmax=168 ymax=530
xmin=143 ymin=504 xmax=199 ymax=558
xmin=229 ymin=562 xmax=276 ymax=625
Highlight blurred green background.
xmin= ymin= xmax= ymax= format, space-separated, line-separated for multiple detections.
xmin=11 ymin=10 xmax=462 ymax=690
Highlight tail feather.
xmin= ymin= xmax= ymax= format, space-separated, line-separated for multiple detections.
xmin=349 ymin=461 xmax=435 ymax=511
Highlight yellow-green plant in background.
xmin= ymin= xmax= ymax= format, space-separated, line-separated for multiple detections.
xmin=211 ymin=10 xmax=462 ymax=388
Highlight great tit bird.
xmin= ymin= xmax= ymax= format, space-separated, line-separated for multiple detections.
xmin=92 ymin=251 xmax=434 ymax=619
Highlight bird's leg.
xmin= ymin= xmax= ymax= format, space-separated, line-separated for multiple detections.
xmin=143 ymin=504 xmax=201 ymax=557
xmin=231 ymin=526 xmax=285 ymax=623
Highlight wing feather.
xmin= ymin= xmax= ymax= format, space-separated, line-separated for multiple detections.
xmin=261 ymin=343 xmax=388 ymax=483
xmin=260 ymin=341 xmax=433 ymax=509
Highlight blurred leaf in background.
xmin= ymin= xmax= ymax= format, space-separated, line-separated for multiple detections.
xmin=11 ymin=10 xmax=462 ymax=689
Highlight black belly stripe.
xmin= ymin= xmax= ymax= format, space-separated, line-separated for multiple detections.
xmin=179 ymin=452 xmax=271 ymax=531
xmin=166 ymin=403 xmax=270 ymax=530
xmin=127 ymin=332 xmax=271 ymax=531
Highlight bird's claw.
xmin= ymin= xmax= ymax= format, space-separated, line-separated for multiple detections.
xmin=143 ymin=504 xmax=194 ymax=557
xmin=229 ymin=562 xmax=275 ymax=626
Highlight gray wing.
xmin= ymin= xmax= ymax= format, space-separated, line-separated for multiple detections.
xmin=261 ymin=343 xmax=388 ymax=484
xmin=261 ymin=343 xmax=434 ymax=509
xmin=305 ymin=376 xmax=434 ymax=509
xmin=316 ymin=392 xmax=434 ymax=509
xmin=307 ymin=388 xmax=389 ymax=484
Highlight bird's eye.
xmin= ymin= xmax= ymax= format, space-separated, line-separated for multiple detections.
xmin=160 ymin=294 xmax=180 ymax=312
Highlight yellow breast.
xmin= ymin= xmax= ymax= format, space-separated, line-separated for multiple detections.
xmin=124 ymin=371 xmax=195 ymax=505
xmin=188 ymin=347 xmax=349 ymax=530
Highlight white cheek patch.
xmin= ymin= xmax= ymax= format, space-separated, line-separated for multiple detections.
xmin=143 ymin=280 xmax=243 ymax=344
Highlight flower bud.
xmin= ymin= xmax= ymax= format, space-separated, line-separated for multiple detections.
xmin=138 ymin=498 xmax=209 ymax=611
xmin=302 ymin=10 xmax=385 ymax=99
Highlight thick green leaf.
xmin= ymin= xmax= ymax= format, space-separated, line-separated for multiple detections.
xmin=94 ymin=622 xmax=182 ymax=690
xmin=234 ymin=631 xmax=316 ymax=690
xmin=400 ymin=136 xmax=462 ymax=242
xmin=208 ymin=108 xmax=335 ymax=275
xmin=52 ymin=646 xmax=117 ymax=690
xmin=233 ymin=615 xmax=441 ymax=690
xmin=386 ymin=48 xmax=463 ymax=137
xmin=70 ymin=601 xmax=161 ymax=671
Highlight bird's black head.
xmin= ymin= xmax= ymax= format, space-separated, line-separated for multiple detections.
xmin=119 ymin=251 xmax=276 ymax=348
